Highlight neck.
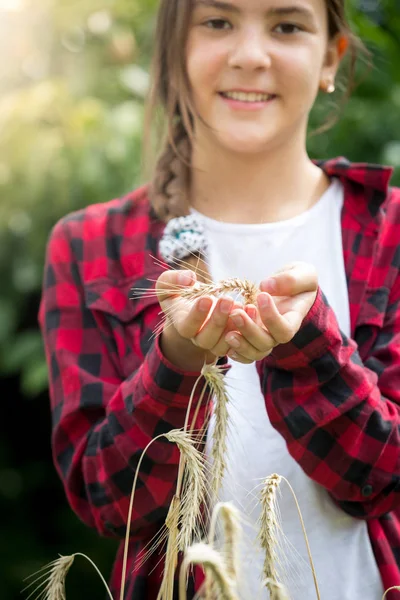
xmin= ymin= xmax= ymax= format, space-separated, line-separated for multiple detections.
xmin=190 ymin=136 xmax=330 ymax=224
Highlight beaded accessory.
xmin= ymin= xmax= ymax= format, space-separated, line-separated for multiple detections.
xmin=159 ymin=214 xmax=208 ymax=264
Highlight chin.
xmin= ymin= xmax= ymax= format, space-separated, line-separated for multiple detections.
xmin=218 ymin=134 xmax=276 ymax=155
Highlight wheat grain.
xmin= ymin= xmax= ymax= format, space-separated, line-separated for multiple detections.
xmin=262 ymin=578 xmax=290 ymax=600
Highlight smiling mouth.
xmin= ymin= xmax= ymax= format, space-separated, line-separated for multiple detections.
xmin=220 ymin=91 xmax=276 ymax=102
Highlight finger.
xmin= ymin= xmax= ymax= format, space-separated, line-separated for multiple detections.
xmin=227 ymin=349 xmax=254 ymax=365
xmin=225 ymin=331 xmax=268 ymax=362
xmin=226 ymin=309 xmax=276 ymax=353
xmin=257 ymin=293 xmax=297 ymax=344
xmin=260 ymin=262 xmax=318 ymax=297
xmin=156 ymin=269 xmax=196 ymax=304
xmin=177 ymin=295 xmax=214 ymax=339
xmin=192 ymin=296 xmax=235 ymax=350
xmin=275 ymin=291 xmax=317 ymax=330
xmin=244 ymin=304 xmax=258 ymax=321
xmin=209 ymin=317 xmax=239 ymax=357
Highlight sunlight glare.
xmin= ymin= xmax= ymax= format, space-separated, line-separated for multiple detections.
xmin=0 ymin=0 xmax=25 ymax=11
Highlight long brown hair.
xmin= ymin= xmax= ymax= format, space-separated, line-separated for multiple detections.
xmin=145 ymin=0 xmax=370 ymax=224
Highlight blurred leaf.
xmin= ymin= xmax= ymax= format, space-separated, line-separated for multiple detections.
xmin=0 ymin=299 xmax=17 ymax=344
xmin=21 ymin=356 xmax=49 ymax=397
xmin=0 ymin=330 xmax=44 ymax=375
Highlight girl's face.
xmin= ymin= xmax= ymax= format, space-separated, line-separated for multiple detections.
xmin=186 ymin=0 xmax=343 ymax=155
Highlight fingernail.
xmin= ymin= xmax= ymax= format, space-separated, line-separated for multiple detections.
xmin=258 ymin=293 xmax=270 ymax=309
xmin=261 ymin=278 xmax=277 ymax=293
xmin=231 ymin=312 xmax=244 ymax=327
xmin=246 ymin=305 xmax=257 ymax=321
xmin=220 ymin=298 xmax=232 ymax=314
xmin=199 ymin=297 xmax=212 ymax=312
xmin=178 ymin=271 xmax=194 ymax=286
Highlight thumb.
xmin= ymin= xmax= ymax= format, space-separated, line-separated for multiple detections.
xmin=156 ymin=269 xmax=197 ymax=303
xmin=260 ymin=263 xmax=317 ymax=297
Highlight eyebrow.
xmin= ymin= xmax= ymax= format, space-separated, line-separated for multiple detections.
xmin=195 ymin=1 xmax=316 ymax=21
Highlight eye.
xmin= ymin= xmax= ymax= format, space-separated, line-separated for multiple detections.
xmin=274 ymin=22 xmax=302 ymax=34
xmin=203 ymin=18 xmax=232 ymax=30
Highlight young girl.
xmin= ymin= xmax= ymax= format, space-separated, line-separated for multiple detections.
xmin=39 ymin=0 xmax=400 ymax=598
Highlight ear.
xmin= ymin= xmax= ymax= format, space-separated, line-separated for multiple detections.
xmin=320 ymin=34 xmax=349 ymax=84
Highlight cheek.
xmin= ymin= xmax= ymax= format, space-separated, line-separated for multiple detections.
xmin=278 ymin=46 xmax=323 ymax=95
xmin=186 ymin=37 xmax=227 ymax=89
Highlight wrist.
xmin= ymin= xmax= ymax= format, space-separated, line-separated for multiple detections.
xmin=160 ymin=324 xmax=211 ymax=372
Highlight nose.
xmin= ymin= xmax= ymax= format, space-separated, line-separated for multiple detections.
xmin=228 ymin=26 xmax=272 ymax=71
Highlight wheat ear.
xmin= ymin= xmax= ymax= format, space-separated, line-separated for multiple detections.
xmin=259 ymin=474 xmax=282 ymax=599
xmin=259 ymin=475 xmax=321 ymax=600
xmin=166 ymin=429 xmax=207 ymax=551
xmin=157 ymin=428 xmax=209 ymax=600
xmin=22 ymin=553 xmax=114 ymax=600
xmin=179 ymin=543 xmax=239 ymax=600
xmin=180 ymin=278 xmax=258 ymax=305
xmin=157 ymin=371 xmax=210 ymax=600
xmin=202 ymin=363 xmax=230 ymax=501
xmin=208 ymin=502 xmax=241 ymax=581
xmin=131 ymin=278 xmax=258 ymax=306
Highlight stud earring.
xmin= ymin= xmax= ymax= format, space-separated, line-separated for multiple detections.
xmin=325 ymin=81 xmax=335 ymax=94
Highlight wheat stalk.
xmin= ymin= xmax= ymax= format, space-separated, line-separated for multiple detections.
xmin=382 ymin=586 xmax=400 ymax=599
xmin=280 ymin=476 xmax=320 ymax=600
xmin=157 ymin=496 xmax=181 ymax=600
xmin=179 ymin=543 xmax=239 ymax=600
xmin=259 ymin=474 xmax=282 ymax=599
xmin=22 ymin=553 xmax=114 ymax=600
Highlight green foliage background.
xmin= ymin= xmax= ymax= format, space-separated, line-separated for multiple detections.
xmin=0 ymin=0 xmax=399 ymax=598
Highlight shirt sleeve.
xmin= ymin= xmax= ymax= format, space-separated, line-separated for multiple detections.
xmin=38 ymin=219 xmax=210 ymax=541
xmin=256 ymin=283 xmax=400 ymax=519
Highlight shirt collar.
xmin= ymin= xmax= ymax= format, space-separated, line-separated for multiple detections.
xmin=315 ymin=156 xmax=394 ymax=228
xmin=316 ymin=156 xmax=393 ymax=195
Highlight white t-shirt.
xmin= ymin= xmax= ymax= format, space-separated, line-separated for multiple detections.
xmin=192 ymin=178 xmax=384 ymax=600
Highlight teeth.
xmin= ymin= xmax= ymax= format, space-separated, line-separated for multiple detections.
xmin=222 ymin=91 xmax=273 ymax=102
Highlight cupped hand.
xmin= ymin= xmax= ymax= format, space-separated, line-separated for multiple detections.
xmin=156 ymin=269 xmax=240 ymax=365
xmin=224 ymin=262 xmax=318 ymax=365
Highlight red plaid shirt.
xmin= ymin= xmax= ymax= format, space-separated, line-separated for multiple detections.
xmin=39 ymin=157 xmax=400 ymax=599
